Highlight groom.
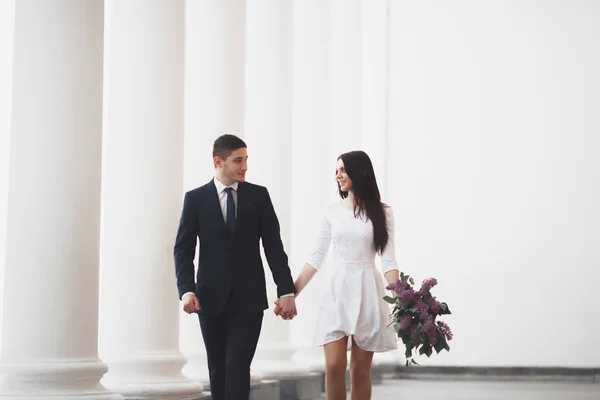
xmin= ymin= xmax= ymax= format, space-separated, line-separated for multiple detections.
xmin=174 ymin=134 xmax=297 ymax=400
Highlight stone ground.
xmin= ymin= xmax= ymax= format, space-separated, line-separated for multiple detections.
xmin=366 ymin=379 xmax=600 ymax=400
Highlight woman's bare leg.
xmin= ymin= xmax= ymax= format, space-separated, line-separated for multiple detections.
xmin=323 ymin=337 xmax=349 ymax=400
xmin=349 ymin=340 xmax=374 ymax=400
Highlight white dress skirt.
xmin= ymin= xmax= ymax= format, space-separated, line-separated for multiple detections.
xmin=307 ymin=201 xmax=398 ymax=352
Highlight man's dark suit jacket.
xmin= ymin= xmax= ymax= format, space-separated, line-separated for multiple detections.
xmin=174 ymin=179 xmax=296 ymax=316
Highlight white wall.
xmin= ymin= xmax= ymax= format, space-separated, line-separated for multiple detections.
xmin=0 ymin=0 xmax=16 ymax=358
xmin=388 ymin=0 xmax=600 ymax=367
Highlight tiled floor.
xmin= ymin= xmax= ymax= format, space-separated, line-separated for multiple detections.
xmin=367 ymin=379 xmax=600 ymax=399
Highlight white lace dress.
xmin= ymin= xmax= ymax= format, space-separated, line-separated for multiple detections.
xmin=307 ymin=201 xmax=399 ymax=352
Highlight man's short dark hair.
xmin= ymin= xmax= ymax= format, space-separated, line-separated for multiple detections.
xmin=212 ymin=134 xmax=247 ymax=160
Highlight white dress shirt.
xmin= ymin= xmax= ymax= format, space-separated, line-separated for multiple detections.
xmin=213 ymin=176 xmax=238 ymax=221
xmin=182 ymin=177 xmax=293 ymax=301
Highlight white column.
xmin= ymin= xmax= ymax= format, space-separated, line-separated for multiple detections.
xmin=99 ymin=1 xmax=203 ymax=398
xmin=361 ymin=0 xmax=402 ymax=367
xmin=361 ymin=0 xmax=389 ymax=197
xmin=244 ymin=0 xmax=308 ymax=377
xmin=289 ymin=0 xmax=332 ymax=372
xmin=330 ymin=0 xmax=362 ymax=168
xmin=0 ymin=0 xmax=16 ymax=357
xmin=0 ymin=1 xmax=121 ymax=398
xmin=180 ymin=0 xmax=246 ymax=385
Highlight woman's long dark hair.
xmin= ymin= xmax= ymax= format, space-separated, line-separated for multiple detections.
xmin=337 ymin=150 xmax=388 ymax=254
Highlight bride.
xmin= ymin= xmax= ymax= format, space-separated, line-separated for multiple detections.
xmin=275 ymin=150 xmax=400 ymax=400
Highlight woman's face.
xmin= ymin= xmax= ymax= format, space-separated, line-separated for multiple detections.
xmin=336 ymin=158 xmax=353 ymax=192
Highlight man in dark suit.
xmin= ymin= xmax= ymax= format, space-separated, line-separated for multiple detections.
xmin=174 ymin=134 xmax=297 ymax=400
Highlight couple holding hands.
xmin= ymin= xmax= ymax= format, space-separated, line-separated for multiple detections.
xmin=174 ymin=134 xmax=399 ymax=400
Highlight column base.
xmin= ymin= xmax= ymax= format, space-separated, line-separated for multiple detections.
xmin=273 ymin=374 xmax=322 ymax=400
xmin=372 ymin=350 xmax=402 ymax=371
xmin=371 ymin=351 xmax=402 ymax=385
xmin=0 ymin=358 xmax=123 ymax=399
xmin=373 ymin=349 xmax=401 ymax=363
xmin=183 ymin=352 xmax=262 ymax=387
xmin=253 ymin=359 xmax=310 ymax=378
xmin=251 ymin=368 xmax=263 ymax=384
xmin=291 ymin=346 xmax=325 ymax=372
xmin=100 ymin=352 xmax=204 ymax=400
xmin=250 ymin=379 xmax=279 ymax=400
xmin=180 ymin=353 xmax=209 ymax=387
xmin=254 ymin=344 xmax=309 ymax=377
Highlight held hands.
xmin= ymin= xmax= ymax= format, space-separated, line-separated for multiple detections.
xmin=182 ymin=293 xmax=201 ymax=314
xmin=273 ymin=296 xmax=297 ymax=320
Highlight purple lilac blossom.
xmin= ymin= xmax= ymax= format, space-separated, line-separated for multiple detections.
xmin=414 ymin=300 xmax=430 ymax=319
xmin=400 ymin=315 xmax=412 ymax=330
xmin=420 ymin=314 xmax=433 ymax=326
xmin=420 ymin=277 xmax=438 ymax=293
xmin=395 ymin=280 xmax=408 ymax=293
xmin=409 ymin=323 xmax=419 ymax=341
xmin=437 ymin=321 xmax=453 ymax=341
xmin=386 ymin=280 xmax=408 ymax=294
xmin=399 ymin=289 xmax=416 ymax=303
xmin=424 ymin=321 xmax=437 ymax=345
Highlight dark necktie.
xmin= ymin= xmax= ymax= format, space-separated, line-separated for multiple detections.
xmin=224 ymin=187 xmax=236 ymax=237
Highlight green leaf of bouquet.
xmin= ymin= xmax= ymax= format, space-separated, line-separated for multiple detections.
xmin=434 ymin=340 xmax=445 ymax=354
xmin=393 ymin=322 xmax=400 ymax=332
xmin=405 ymin=344 xmax=413 ymax=358
xmin=416 ymin=323 xmax=424 ymax=335
xmin=434 ymin=329 xmax=449 ymax=353
xmin=409 ymin=277 xmax=415 ymax=285
xmin=439 ymin=303 xmax=452 ymax=315
xmin=411 ymin=358 xmax=419 ymax=365
xmin=425 ymin=346 xmax=433 ymax=357
xmin=383 ymin=296 xmax=396 ymax=304
xmin=437 ymin=327 xmax=444 ymax=340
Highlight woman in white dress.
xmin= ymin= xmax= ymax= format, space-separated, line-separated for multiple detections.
xmin=275 ymin=150 xmax=400 ymax=400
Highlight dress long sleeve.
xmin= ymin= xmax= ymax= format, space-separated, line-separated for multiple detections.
xmin=380 ymin=206 xmax=399 ymax=274
xmin=306 ymin=206 xmax=332 ymax=271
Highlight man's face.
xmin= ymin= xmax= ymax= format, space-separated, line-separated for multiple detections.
xmin=216 ymin=147 xmax=248 ymax=183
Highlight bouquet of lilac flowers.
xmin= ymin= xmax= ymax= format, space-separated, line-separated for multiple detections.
xmin=384 ymin=272 xmax=453 ymax=366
